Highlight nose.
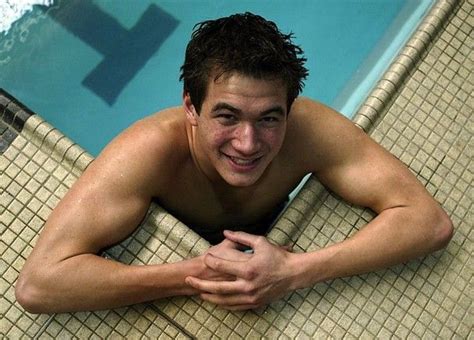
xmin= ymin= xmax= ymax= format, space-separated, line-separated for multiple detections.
xmin=232 ymin=123 xmax=261 ymax=155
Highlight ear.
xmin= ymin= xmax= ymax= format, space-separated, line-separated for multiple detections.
xmin=183 ymin=91 xmax=198 ymax=126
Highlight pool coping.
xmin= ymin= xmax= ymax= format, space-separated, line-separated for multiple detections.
xmin=353 ymin=0 xmax=458 ymax=132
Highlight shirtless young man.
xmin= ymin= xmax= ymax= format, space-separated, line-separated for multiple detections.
xmin=16 ymin=13 xmax=453 ymax=313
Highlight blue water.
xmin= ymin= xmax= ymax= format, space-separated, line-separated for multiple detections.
xmin=0 ymin=0 xmax=432 ymax=156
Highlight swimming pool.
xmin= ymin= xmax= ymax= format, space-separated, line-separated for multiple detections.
xmin=0 ymin=0 xmax=433 ymax=156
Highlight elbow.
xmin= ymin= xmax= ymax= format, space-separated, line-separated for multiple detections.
xmin=429 ymin=205 xmax=453 ymax=251
xmin=15 ymin=271 xmax=49 ymax=314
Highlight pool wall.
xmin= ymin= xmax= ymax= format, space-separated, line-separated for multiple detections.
xmin=1 ymin=0 xmax=472 ymax=337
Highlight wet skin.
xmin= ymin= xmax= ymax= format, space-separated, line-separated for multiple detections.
xmin=15 ymin=72 xmax=453 ymax=313
xmin=184 ymin=73 xmax=289 ymax=188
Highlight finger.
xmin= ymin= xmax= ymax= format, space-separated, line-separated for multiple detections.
xmin=219 ymin=238 xmax=242 ymax=249
xmin=204 ymin=253 xmax=251 ymax=278
xmin=185 ymin=276 xmax=245 ymax=295
xmin=199 ymin=292 xmax=259 ymax=309
xmin=207 ymin=247 xmax=252 ymax=262
xmin=200 ymin=271 xmax=235 ymax=281
xmin=223 ymin=230 xmax=262 ymax=249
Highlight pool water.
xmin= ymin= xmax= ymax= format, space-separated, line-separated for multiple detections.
xmin=0 ymin=0 xmax=432 ymax=156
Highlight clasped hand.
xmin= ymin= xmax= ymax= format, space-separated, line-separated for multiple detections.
xmin=186 ymin=230 xmax=296 ymax=310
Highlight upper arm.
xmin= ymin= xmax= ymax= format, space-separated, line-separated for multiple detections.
xmin=293 ymin=98 xmax=432 ymax=213
xmin=27 ymin=118 xmax=167 ymax=264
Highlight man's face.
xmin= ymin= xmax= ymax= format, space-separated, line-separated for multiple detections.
xmin=186 ymin=72 xmax=288 ymax=187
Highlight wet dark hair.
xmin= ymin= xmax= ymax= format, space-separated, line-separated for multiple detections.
xmin=179 ymin=12 xmax=308 ymax=113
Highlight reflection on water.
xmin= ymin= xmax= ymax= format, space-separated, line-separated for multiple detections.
xmin=0 ymin=0 xmax=53 ymax=34
xmin=0 ymin=0 xmax=54 ymax=65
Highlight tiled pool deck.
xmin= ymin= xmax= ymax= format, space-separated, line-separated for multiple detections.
xmin=1 ymin=0 xmax=472 ymax=338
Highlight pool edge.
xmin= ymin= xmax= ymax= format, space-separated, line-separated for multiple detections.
xmin=352 ymin=0 xmax=458 ymax=132
xmin=270 ymin=0 xmax=461 ymax=245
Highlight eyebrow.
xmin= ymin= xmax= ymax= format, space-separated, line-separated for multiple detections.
xmin=261 ymin=106 xmax=286 ymax=117
xmin=211 ymin=102 xmax=241 ymax=114
xmin=211 ymin=102 xmax=286 ymax=116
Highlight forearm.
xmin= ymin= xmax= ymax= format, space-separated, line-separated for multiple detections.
xmin=16 ymin=254 xmax=202 ymax=313
xmin=291 ymin=204 xmax=453 ymax=289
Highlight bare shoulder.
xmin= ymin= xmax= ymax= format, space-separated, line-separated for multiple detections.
xmin=106 ymin=106 xmax=188 ymax=161
xmin=288 ymin=96 xmax=365 ymax=142
xmin=16 ymin=107 xmax=191 ymax=304
xmin=26 ymin=107 xmax=189 ymax=258
xmin=91 ymin=106 xmax=189 ymax=193
xmin=286 ymin=97 xmax=429 ymax=212
xmin=284 ymin=97 xmax=369 ymax=173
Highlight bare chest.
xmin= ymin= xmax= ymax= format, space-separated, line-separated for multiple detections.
xmin=157 ymin=166 xmax=299 ymax=238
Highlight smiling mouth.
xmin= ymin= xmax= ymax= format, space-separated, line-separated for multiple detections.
xmin=224 ymin=154 xmax=263 ymax=168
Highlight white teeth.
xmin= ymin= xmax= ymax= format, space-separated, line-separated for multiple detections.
xmin=230 ymin=157 xmax=257 ymax=165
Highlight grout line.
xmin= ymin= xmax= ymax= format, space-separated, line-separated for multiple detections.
xmin=147 ymin=303 xmax=196 ymax=339
xmin=353 ymin=0 xmax=460 ymax=133
xmin=32 ymin=315 xmax=56 ymax=340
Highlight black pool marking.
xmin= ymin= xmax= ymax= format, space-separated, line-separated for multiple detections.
xmin=0 ymin=89 xmax=35 ymax=153
xmin=43 ymin=0 xmax=179 ymax=105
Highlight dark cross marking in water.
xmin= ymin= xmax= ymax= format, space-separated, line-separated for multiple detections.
xmin=44 ymin=0 xmax=179 ymax=105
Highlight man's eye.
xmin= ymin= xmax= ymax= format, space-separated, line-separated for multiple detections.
xmin=217 ymin=114 xmax=237 ymax=122
xmin=260 ymin=116 xmax=280 ymax=125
